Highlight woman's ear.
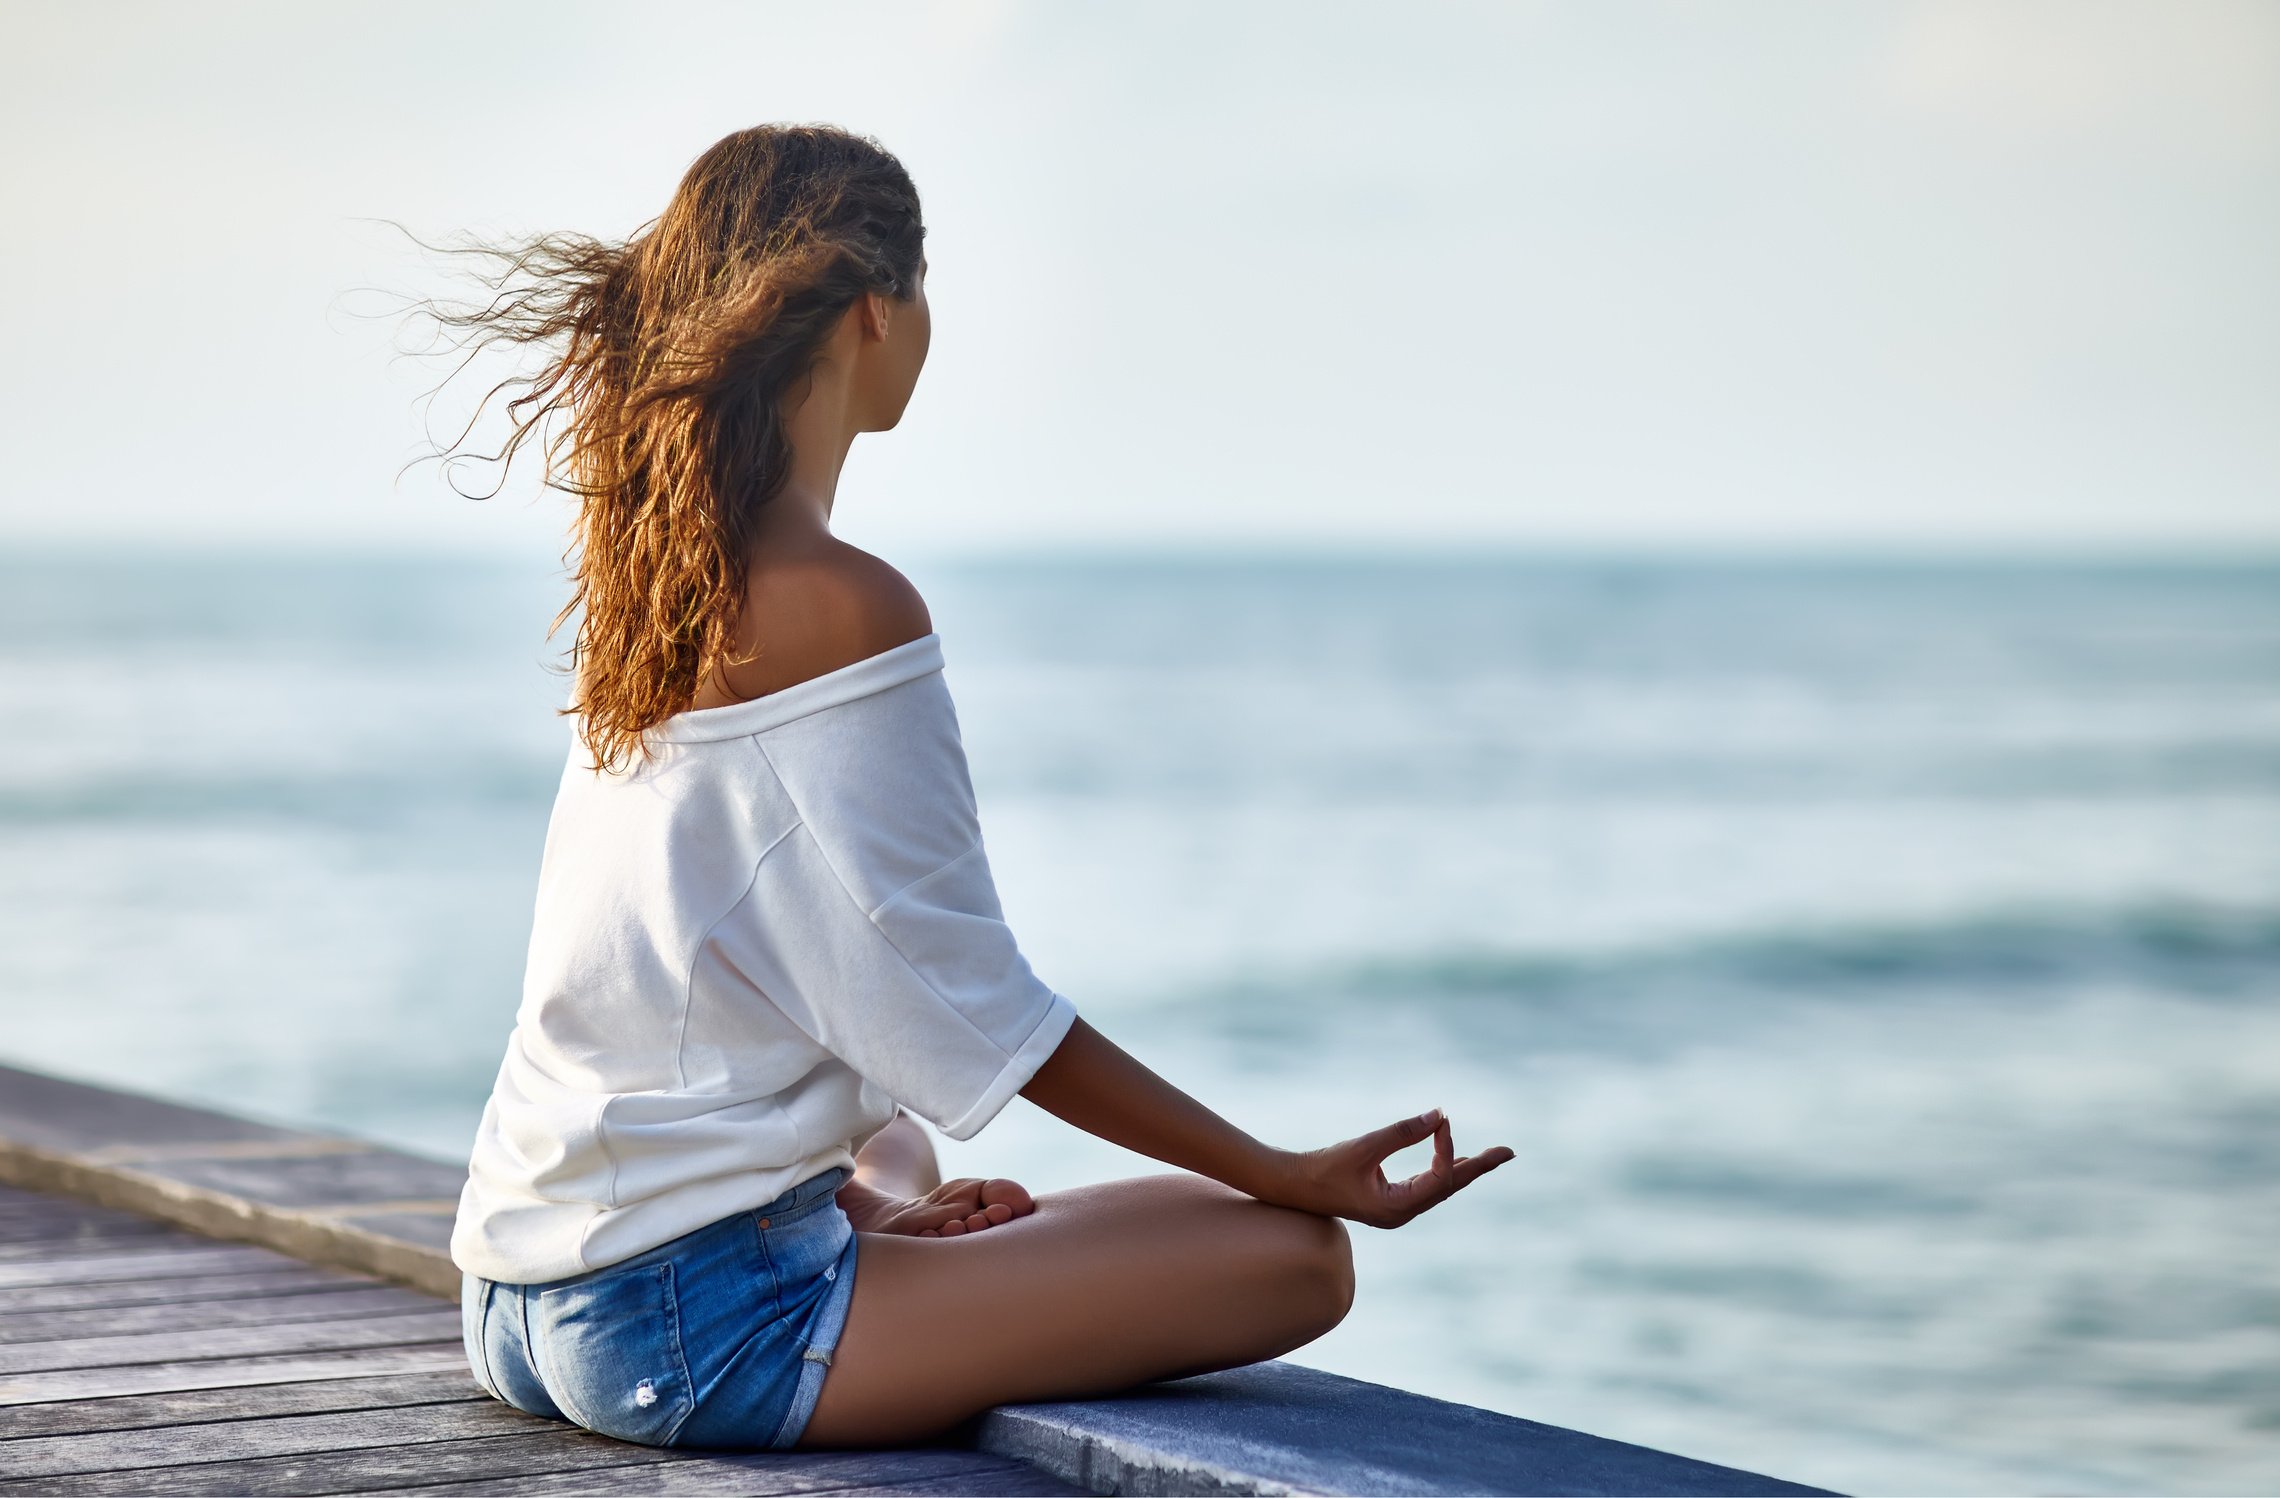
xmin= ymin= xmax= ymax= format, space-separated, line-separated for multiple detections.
xmin=860 ymin=290 xmax=891 ymax=342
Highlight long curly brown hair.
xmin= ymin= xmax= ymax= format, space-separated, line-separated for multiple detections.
xmin=410 ymin=124 xmax=926 ymax=773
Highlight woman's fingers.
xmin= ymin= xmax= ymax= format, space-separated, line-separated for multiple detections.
xmin=1420 ymin=1149 xmax=1509 ymax=1197
xmin=1351 ymin=1108 xmax=1444 ymax=1168
xmin=1376 ymin=1126 xmax=1513 ymax=1224
xmin=1456 ymin=1148 xmax=1515 ymax=1188
xmin=1382 ymin=1160 xmax=1456 ymax=1217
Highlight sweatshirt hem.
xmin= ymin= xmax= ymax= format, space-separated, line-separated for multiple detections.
xmin=452 ymin=1150 xmax=861 ymax=1285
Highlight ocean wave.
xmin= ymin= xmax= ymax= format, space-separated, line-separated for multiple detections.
xmin=1211 ymin=904 xmax=2280 ymax=1020
xmin=0 ymin=762 xmax=557 ymax=828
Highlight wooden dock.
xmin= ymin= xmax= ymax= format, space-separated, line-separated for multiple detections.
xmin=0 ymin=1182 xmax=1072 ymax=1494
xmin=0 ymin=1063 xmax=1830 ymax=1496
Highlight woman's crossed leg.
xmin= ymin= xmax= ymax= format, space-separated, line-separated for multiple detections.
xmin=794 ymin=1171 xmax=1353 ymax=1448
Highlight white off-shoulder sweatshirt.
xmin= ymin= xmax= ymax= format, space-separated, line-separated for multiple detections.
xmin=450 ymin=633 xmax=1078 ymax=1285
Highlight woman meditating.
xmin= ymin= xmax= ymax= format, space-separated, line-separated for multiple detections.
xmin=443 ymin=122 xmax=1512 ymax=1453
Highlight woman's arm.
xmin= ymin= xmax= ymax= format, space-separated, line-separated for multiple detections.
xmin=1018 ymin=1016 xmax=1511 ymax=1229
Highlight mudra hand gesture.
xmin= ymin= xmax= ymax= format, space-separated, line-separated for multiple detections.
xmin=1269 ymin=1108 xmax=1513 ymax=1229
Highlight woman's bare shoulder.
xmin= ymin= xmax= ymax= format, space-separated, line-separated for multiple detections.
xmin=697 ymin=540 xmax=933 ymax=706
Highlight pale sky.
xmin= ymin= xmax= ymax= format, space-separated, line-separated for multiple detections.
xmin=3 ymin=0 xmax=2275 ymax=560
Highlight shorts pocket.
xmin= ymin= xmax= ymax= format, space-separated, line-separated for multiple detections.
xmin=531 ymin=1260 xmax=695 ymax=1447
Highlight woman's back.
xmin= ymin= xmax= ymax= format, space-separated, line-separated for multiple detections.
xmin=451 ymin=560 xmax=1078 ymax=1285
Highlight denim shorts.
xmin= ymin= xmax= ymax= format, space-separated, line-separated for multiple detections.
xmin=460 ymin=1165 xmax=860 ymax=1450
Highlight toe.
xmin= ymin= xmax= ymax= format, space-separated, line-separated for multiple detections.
xmin=979 ymin=1178 xmax=1034 ymax=1215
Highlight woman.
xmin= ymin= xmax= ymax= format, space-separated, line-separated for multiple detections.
xmin=441 ymin=123 xmax=1513 ymax=1454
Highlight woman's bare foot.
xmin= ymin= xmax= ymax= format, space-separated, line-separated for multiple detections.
xmin=837 ymin=1175 xmax=1036 ymax=1238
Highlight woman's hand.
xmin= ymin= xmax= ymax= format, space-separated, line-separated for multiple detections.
xmin=1020 ymin=1019 xmax=1512 ymax=1228
xmin=836 ymin=1174 xmax=1035 ymax=1238
xmin=1259 ymin=1109 xmax=1513 ymax=1229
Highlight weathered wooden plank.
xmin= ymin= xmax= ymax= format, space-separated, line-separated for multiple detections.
xmin=0 ymin=1068 xmax=467 ymax=1301
xmin=0 ymin=1266 xmax=381 ymax=1315
xmin=0 ymin=1194 xmax=163 ymax=1217
xmin=0 ymin=1207 xmax=179 ymax=1237
xmin=0 ymin=1225 xmax=183 ymax=1261
xmin=0 ymin=1428 xmax=690 ymax=1494
xmin=330 ymin=1207 xmax=455 ymax=1257
xmin=0 ymin=1368 xmax=484 ymax=1439
xmin=406 ymin=1452 xmax=1085 ymax=1496
xmin=0 ymin=1310 xmax=462 ymax=1375
xmin=980 ymin=1359 xmax=1837 ymax=1498
xmin=131 ymin=1152 xmax=464 ymax=1214
xmin=0 ymin=1236 xmax=193 ymax=1270
xmin=0 ymin=1342 xmax=469 ymax=1404
xmin=0 ymin=1285 xmax=444 ymax=1345
xmin=0 ymin=1399 xmax=546 ymax=1479
xmin=0 ymin=1244 xmax=305 ymax=1291
xmin=0 ymin=1217 xmax=172 ymax=1245
xmin=0 ymin=1158 xmax=462 ymax=1301
xmin=854 ymin=1465 xmax=1084 ymax=1496
xmin=0 ymin=1199 xmax=161 ymax=1229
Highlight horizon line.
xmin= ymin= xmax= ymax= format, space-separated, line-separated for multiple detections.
xmin=7 ymin=535 xmax=2280 ymax=570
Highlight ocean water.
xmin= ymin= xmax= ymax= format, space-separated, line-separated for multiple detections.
xmin=2 ymin=549 xmax=2276 ymax=1494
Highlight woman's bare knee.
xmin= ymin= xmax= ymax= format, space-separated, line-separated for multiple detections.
xmin=1134 ymin=1171 xmax=1352 ymax=1333
xmin=1255 ymin=1203 xmax=1354 ymax=1342
xmin=1304 ymin=1212 xmax=1356 ymax=1329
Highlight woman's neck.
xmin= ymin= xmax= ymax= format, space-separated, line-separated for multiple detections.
xmin=771 ymin=324 xmax=870 ymax=528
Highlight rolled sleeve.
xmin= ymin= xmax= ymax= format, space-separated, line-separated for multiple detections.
xmin=939 ymin=987 xmax=1078 ymax=1141
xmin=723 ymin=823 xmax=1074 ymax=1138
xmin=869 ymin=841 xmax=1080 ymax=1139
xmin=732 ymin=671 xmax=1078 ymax=1139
